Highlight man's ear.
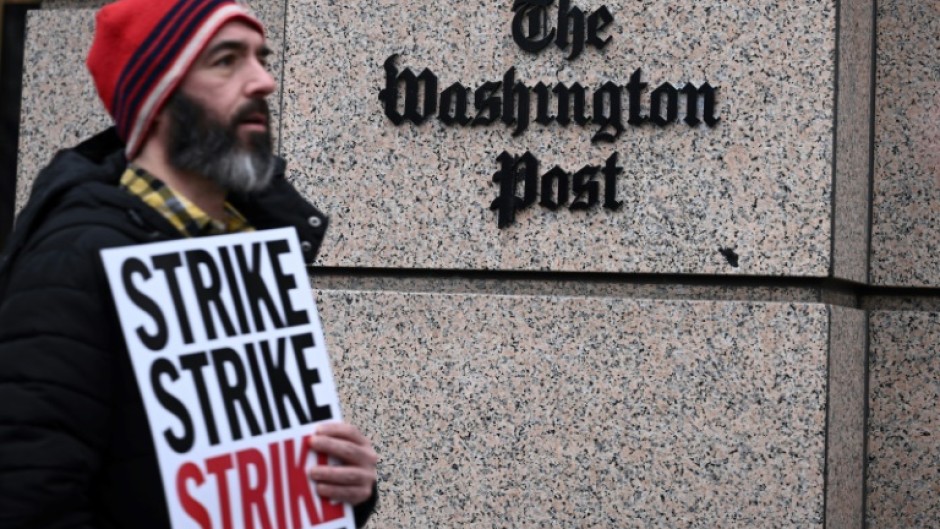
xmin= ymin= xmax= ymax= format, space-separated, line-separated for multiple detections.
xmin=133 ymin=102 xmax=172 ymax=162
xmin=147 ymin=104 xmax=173 ymax=143
xmin=151 ymin=105 xmax=166 ymax=132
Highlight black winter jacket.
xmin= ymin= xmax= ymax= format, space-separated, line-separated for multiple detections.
xmin=0 ymin=129 xmax=376 ymax=529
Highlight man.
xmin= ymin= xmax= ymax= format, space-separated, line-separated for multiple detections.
xmin=0 ymin=1 xmax=378 ymax=527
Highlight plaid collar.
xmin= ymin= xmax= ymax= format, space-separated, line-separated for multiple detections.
xmin=120 ymin=165 xmax=253 ymax=237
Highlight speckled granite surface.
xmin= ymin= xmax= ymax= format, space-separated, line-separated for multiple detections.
xmin=16 ymin=1 xmax=869 ymax=278
xmin=309 ymin=274 xmax=823 ymax=303
xmin=320 ymin=291 xmax=832 ymax=527
xmin=868 ymin=311 xmax=940 ymax=528
xmin=36 ymin=0 xmax=109 ymax=8
xmin=826 ymin=306 xmax=866 ymax=529
xmin=281 ymin=0 xmax=836 ymax=275
xmin=16 ymin=0 xmax=286 ymax=211
xmin=864 ymin=296 xmax=940 ymax=311
xmin=870 ymin=1 xmax=940 ymax=287
xmin=832 ymin=0 xmax=873 ymax=284
xmin=15 ymin=9 xmax=108 ymax=211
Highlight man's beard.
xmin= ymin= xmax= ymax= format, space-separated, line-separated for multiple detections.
xmin=164 ymin=92 xmax=275 ymax=194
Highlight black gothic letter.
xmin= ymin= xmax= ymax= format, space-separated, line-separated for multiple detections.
xmin=378 ymin=55 xmax=405 ymax=125
xmin=626 ymin=68 xmax=649 ymax=126
xmin=587 ymin=7 xmax=614 ymax=50
xmin=556 ymin=0 xmax=585 ymax=60
xmin=501 ymin=68 xmax=530 ymax=136
xmin=440 ymin=82 xmax=473 ymax=126
xmin=681 ymin=82 xmax=720 ymax=127
xmin=571 ymin=165 xmax=600 ymax=210
xmin=602 ymin=152 xmax=623 ymax=210
xmin=554 ymin=82 xmax=588 ymax=125
xmin=490 ymin=151 xmax=540 ymax=228
xmin=533 ymin=82 xmax=555 ymax=125
xmin=539 ymin=166 xmax=570 ymax=210
xmin=511 ymin=0 xmax=555 ymax=53
xmin=592 ymin=81 xmax=624 ymax=142
xmin=650 ymin=82 xmax=679 ymax=126
xmin=377 ymin=55 xmax=438 ymax=126
xmin=472 ymin=81 xmax=503 ymax=126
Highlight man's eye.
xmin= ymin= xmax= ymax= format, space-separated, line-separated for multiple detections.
xmin=214 ymin=55 xmax=236 ymax=67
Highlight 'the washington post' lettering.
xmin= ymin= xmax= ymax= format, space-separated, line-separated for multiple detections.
xmin=379 ymin=56 xmax=720 ymax=143
xmin=511 ymin=0 xmax=614 ymax=60
xmin=376 ymin=1 xmax=722 ymax=228
xmin=491 ymin=151 xmax=623 ymax=228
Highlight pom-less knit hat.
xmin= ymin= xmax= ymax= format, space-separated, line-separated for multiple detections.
xmin=87 ymin=0 xmax=264 ymax=159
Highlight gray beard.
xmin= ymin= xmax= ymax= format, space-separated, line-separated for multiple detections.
xmin=164 ymin=92 xmax=275 ymax=194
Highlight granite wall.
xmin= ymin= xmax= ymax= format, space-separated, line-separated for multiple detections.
xmin=864 ymin=0 xmax=940 ymax=527
xmin=868 ymin=311 xmax=940 ymax=528
xmin=870 ymin=0 xmax=940 ymax=287
xmin=12 ymin=0 xmax=939 ymax=527
xmin=281 ymin=0 xmax=840 ymax=276
xmin=322 ymin=293 xmax=856 ymax=528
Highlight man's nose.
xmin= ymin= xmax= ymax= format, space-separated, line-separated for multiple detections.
xmin=245 ymin=60 xmax=276 ymax=98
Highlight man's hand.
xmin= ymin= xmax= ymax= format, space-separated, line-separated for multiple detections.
xmin=307 ymin=422 xmax=378 ymax=506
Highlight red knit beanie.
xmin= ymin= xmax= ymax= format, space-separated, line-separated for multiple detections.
xmin=87 ymin=0 xmax=264 ymax=159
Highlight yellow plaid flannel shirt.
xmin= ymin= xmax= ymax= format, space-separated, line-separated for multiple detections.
xmin=120 ymin=165 xmax=253 ymax=236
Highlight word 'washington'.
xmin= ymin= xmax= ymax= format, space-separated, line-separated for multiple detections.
xmin=378 ymin=55 xmax=720 ymax=143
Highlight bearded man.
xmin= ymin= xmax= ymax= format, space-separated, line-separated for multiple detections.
xmin=0 ymin=1 xmax=378 ymax=527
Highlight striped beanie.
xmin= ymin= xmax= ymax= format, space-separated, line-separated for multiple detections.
xmin=87 ymin=0 xmax=264 ymax=159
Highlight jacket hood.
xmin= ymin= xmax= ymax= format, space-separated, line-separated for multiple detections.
xmin=16 ymin=129 xmax=127 ymax=237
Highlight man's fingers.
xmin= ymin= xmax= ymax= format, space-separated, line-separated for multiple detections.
xmin=312 ymin=422 xmax=370 ymax=446
xmin=314 ymin=483 xmax=373 ymax=506
xmin=308 ymin=465 xmax=376 ymax=506
xmin=308 ymin=464 xmax=376 ymax=486
xmin=308 ymin=434 xmax=378 ymax=467
xmin=305 ymin=421 xmax=377 ymax=506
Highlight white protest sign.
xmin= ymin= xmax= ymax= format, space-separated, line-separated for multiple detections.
xmin=101 ymin=227 xmax=354 ymax=529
